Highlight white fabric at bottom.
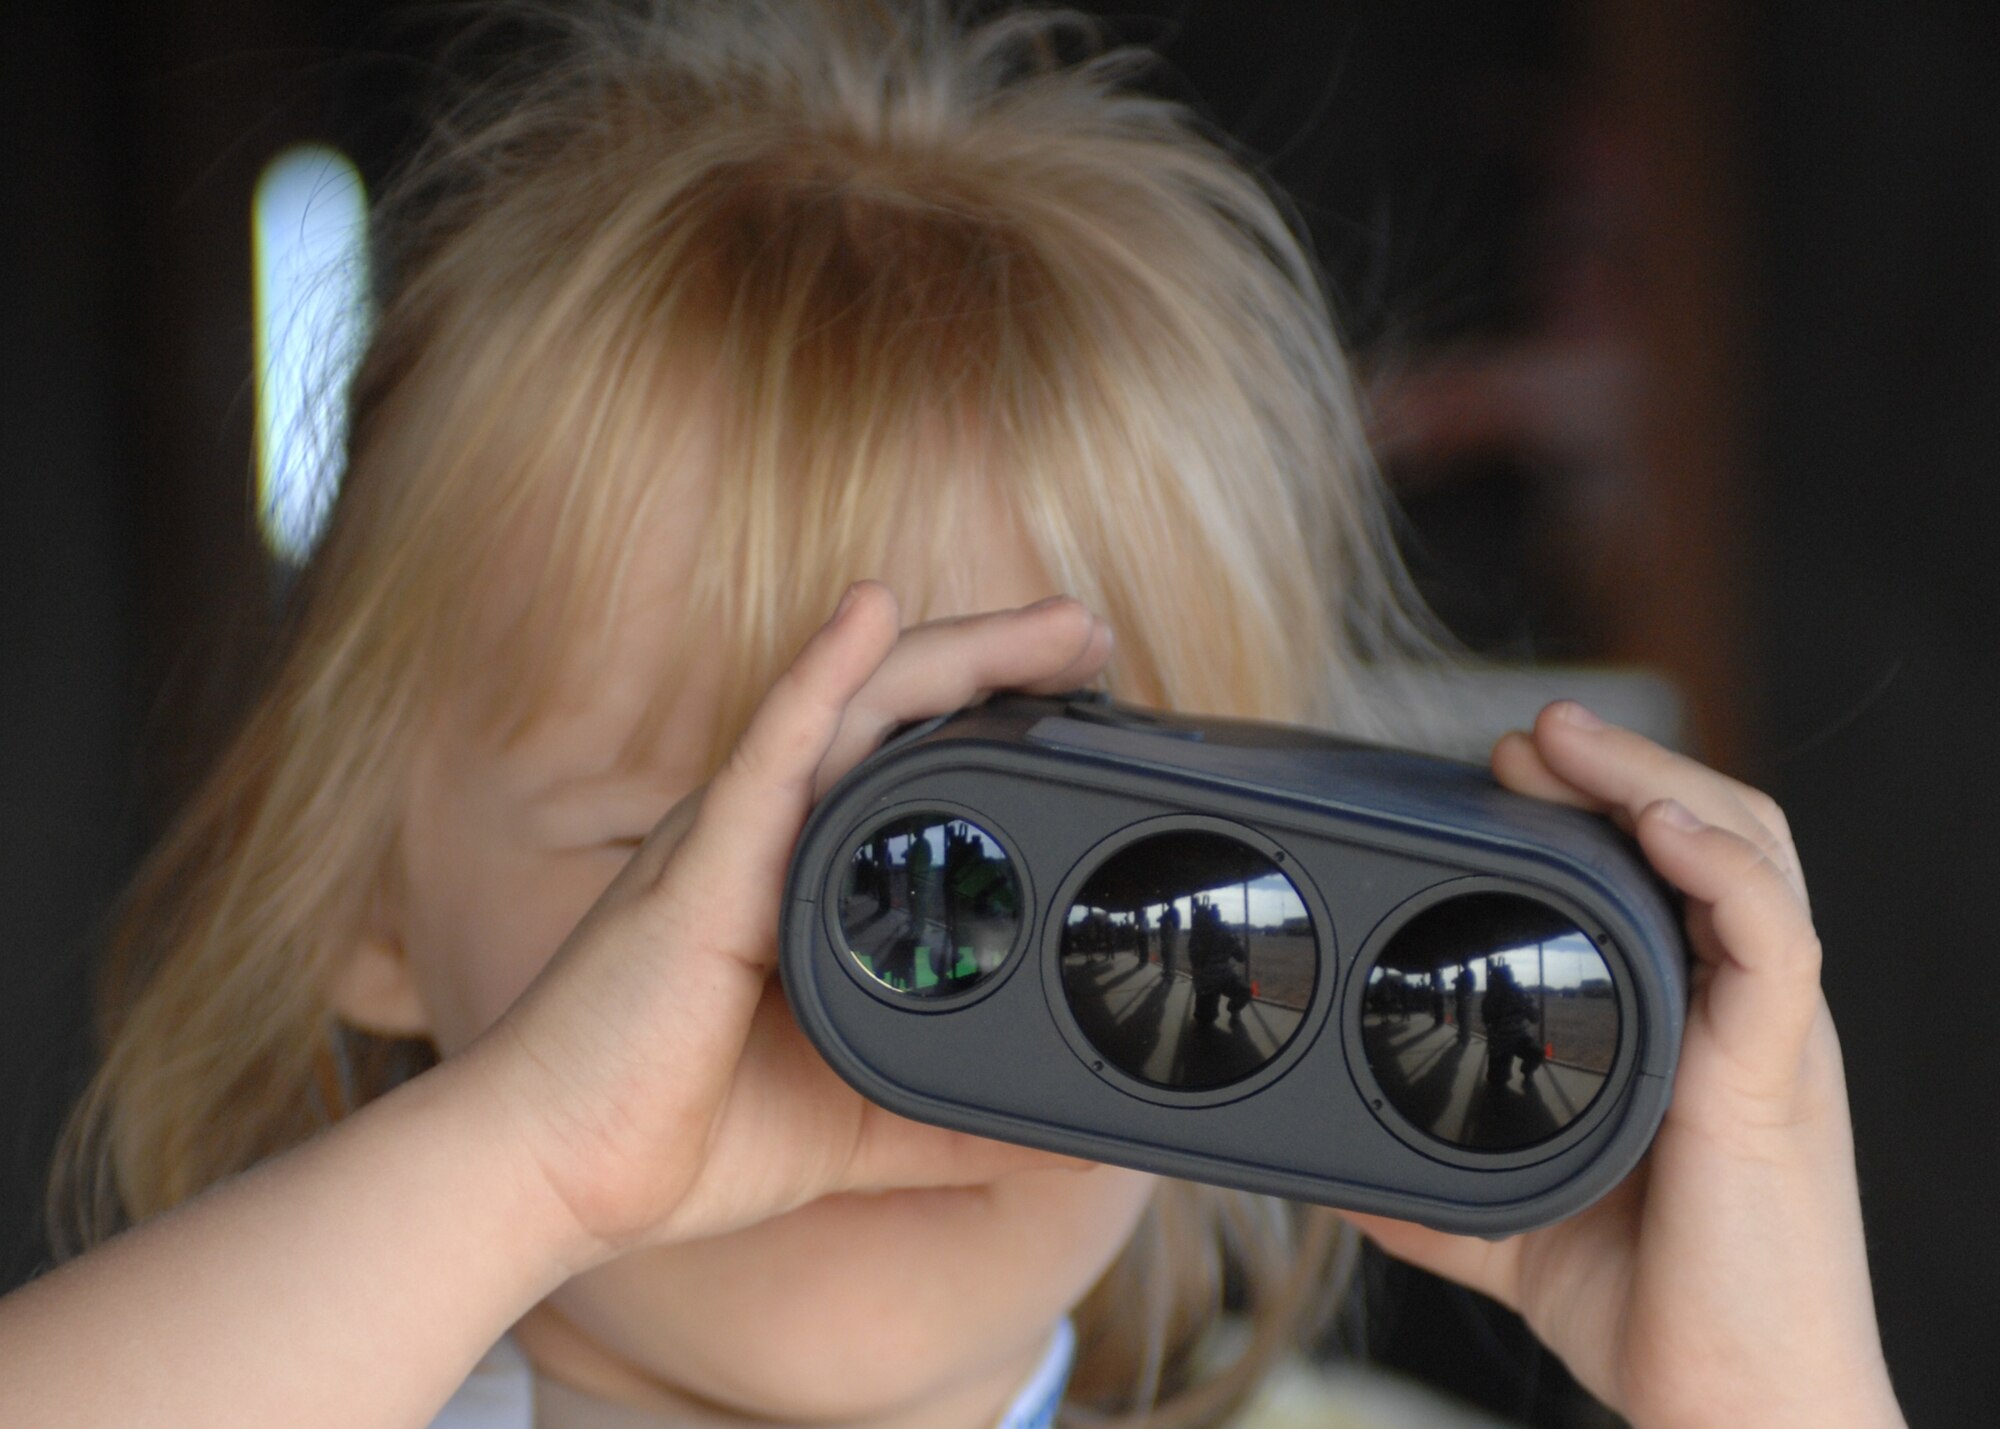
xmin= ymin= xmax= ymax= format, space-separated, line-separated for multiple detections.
xmin=427 ymin=1336 xmax=534 ymax=1429
xmin=426 ymin=1319 xmax=1073 ymax=1429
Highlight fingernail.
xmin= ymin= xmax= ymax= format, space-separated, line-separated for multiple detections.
xmin=1557 ymin=700 xmax=1605 ymax=731
xmin=1027 ymin=594 xmax=1073 ymax=612
xmin=832 ymin=583 xmax=863 ymax=621
xmin=1656 ymin=799 xmax=1703 ymax=832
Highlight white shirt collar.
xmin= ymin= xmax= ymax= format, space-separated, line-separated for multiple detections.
xmin=430 ymin=1318 xmax=1076 ymax=1429
xmin=997 ymin=1317 xmax=1076 ymax=1429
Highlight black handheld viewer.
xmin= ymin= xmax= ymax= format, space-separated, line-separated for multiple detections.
xmin=779 ymin=691 xmax=1688 ymax=1235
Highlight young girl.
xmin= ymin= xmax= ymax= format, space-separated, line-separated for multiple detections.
xmin=5 ymin=3 xmax=1902 ymax=1425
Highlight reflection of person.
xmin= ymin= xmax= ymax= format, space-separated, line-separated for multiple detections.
xmin=876 ymin=930 xmax=920 ymax=992
xmin=940 ymin=823 xmax=967 ymax=932
xmin=12 ymin=6 xmax=1902 ymax=1428
xmin=904 ymin=832 xmax=951 ymax=982
xmin=1429 ymin=971 xmax=1447 ymax=1028
xmin=1482 ymin=964 xmax=1547 ymax=1087
xmin=1159 ymin=903 xmax=1182 ymax=978
xmin=1188 ymin=900 xmax=1253 ymax=1025
xmin=869 ymin=835 xmax=892 ymax=907
xmin=1454 ymin=965 xmax=1475 ymax=1045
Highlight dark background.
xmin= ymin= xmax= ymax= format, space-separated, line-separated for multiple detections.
xmin=4 ymin=2 xmax=1995 ymax=1424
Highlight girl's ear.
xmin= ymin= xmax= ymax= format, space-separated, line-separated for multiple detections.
xmin=328 ymin=932 xmax=435 ymax=1038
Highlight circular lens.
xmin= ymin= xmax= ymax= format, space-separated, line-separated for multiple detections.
xmin=1361 ymin=891 xmax=1621 ymax=1152
xmin=1059 ymin=830 xmax=1318 ymax=1091
xmin=837 ymin=813 xmax=1024 ymax=999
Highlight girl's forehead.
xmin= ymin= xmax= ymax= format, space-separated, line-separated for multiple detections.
xmin=429 ymin=465 xmax=1057 ymax=797
xmin=427 ymin=501 xmax=712 ymax=783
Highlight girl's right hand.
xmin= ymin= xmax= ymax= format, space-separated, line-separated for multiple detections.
xmin=461 ymin=581 xmax=1112 ymax=1270
xmin=0 ymin=584 xmax=1113 ymax=1429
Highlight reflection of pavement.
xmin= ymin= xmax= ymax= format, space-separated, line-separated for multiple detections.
xmin=841 ymin=901 xmax=957 ymax=983
xmin=1361 ymin=1015 xmax=1607 ymax=1149
xmin=841 ymin=897 xmax=1014 ymax=988
xmin=846 ymin=905 xmax=947 ymax=958
xmin=1064 ymin=949 xmax=1304 ymax=1088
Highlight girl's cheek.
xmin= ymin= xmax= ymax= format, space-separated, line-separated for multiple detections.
xmin=412 ymin=860 xmax=612 ymax=1052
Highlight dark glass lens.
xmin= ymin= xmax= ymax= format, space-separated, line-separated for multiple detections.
xmin=1059 ymin=830 xmax=1317 ymax=1091
xmin=1361 ymin=891 xmax=1621 ymax=1151
xmin=837 ymin=814 xmax=1023 ymax=998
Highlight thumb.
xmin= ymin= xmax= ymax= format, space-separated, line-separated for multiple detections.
xmin=1338 ymin=1210 xmax=1522 ymax=1308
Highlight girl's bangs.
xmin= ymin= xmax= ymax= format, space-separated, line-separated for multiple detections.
xmin=419 ymin=157 xmax=1093 ymax=778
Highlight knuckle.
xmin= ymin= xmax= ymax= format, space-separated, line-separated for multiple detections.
xmin=1716 ymin=827 xmax=1771 ymax=879
xmin=844 ymin=707 xmax=898 ymax=761
xmin=1739 ymin=784 xmax=1791 ymax=838
xmin=711 ymin=741 xmax=795 ymax=825
xmin=734 ymin=702 xmax=836 ymax=789
xmin=1742 ymin=819 xmax=1795 ymax=876
xmin=720 ymin=737 xmax=769 ymax=793
xmin=1732 ymin=831 xmax=1787 ymax=883
xmin=1704 ymin=824 xmax=1791 ymax=900
xmin=1640 ymin=738 xmax=1681 ymax=773
xmin=1041 ymin=594 xmax=1092 ymax=634
xmin=1778 ymin=927 xmax=1825 ymax=983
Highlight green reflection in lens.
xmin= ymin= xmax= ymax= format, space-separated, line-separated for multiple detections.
xmin=839 ymin=813 xmax=1023 ymax=999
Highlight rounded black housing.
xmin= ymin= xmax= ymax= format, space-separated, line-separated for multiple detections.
xmin=780 ymin=692 xmax=1687 ymax=1235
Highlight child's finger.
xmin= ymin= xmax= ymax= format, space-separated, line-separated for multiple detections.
xmin=1491 ymin=729 xmax=1636 ymax=833
xmin=844 ymin=1104 xmax=1100 ymax=1194
xmin=1633 ymin=799 xmax=1823 ymax=1098
xmin=811 ymin=595 xmax=1112 ymax=798
xmin=1518 ymin=703 xmax=1807 ymax=905
xmin=1337 ymin=1210 xmax=1522 ymax=1308
xmin=655 ymin=581 xmax=901 ymax=960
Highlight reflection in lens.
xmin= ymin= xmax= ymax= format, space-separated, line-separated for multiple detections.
xmin=838 ymin=814 xmax=1023 ymax=998
xmin=1060 ymin=830 xmax=1317 ymax=1091
xmin=1361 ymin=891 xmax=1620 ymax=1152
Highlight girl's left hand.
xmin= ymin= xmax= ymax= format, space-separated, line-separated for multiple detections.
xmin=1341 ymin=701 xmax=1906 ymax=1429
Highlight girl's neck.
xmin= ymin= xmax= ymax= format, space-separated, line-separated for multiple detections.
xmin=512 ymin=1300 xmax=1063 ymax=1429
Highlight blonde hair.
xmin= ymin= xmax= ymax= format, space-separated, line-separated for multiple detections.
xmin=55 ymin=2 xmax=1458 ymax=1422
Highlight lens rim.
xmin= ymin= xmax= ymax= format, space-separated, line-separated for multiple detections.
xmin=1343 ymin=875 xmax=1642 ymax=1169
xmin=822 ymin=800 xmax=1035 ymax=1012
xmin=1041 ymin=814 xmax=1337 ymax=1108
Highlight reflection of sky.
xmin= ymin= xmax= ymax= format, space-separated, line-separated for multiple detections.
xmin=1489 ymin=936 xmax=1604 ymax=990
xmin=1183 ymin=877 xmax=1305 ymax=930
xmin=1371 ymin=934 xmax=1605 ymax=991
xmin=1065 ymin=876 xmax=1306 ymax=931
xmin=866 ymin=822 xmax=1003 ymax=868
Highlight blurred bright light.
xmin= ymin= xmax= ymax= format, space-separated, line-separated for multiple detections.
xmin=253 ymin=144 xmax=370 ymax=565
